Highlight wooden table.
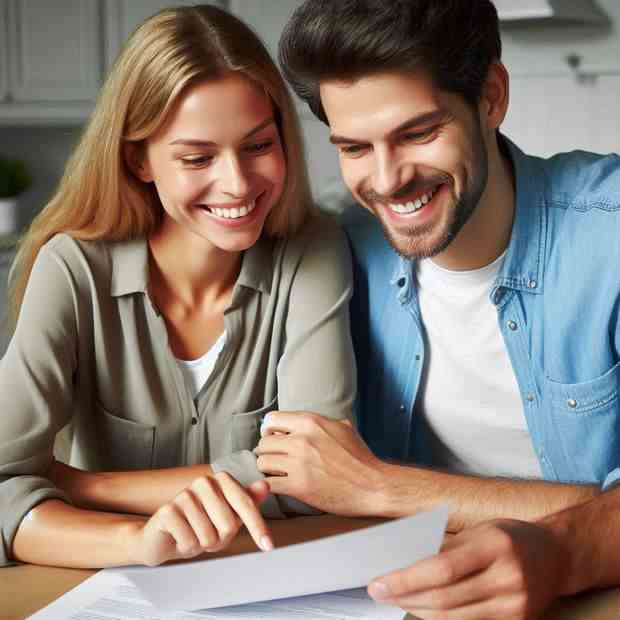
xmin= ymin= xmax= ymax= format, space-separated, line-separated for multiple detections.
xmin=1 ymin=515 xmax=619 ymax=620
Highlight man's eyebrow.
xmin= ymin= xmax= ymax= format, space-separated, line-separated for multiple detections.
xmin=169 ymin=118 xmax=275 ymax=146
xmin=329 ymin=110 xmax=449 ymax=145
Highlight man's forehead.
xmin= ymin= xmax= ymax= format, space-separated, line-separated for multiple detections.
xmin=320 ymin=71 xmax=443 ymax=139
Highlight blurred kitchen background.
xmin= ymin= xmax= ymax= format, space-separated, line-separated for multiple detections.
xmin=0 ymin=0 xmax=619 ymax=355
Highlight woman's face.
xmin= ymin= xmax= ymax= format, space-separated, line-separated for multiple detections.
xmin=138 ymin=74 xmax=286 ymax=252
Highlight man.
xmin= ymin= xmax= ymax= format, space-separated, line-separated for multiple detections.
xmin=254 ymin=0 xmax=620 ymax=616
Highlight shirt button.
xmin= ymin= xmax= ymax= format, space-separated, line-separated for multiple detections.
xmin=191 ymin=416 xmax=198 ymax=425
xmin=493 ymin=290 xmax=503 ymax=304
xmin=399 ymin=404 xmax=406 ymax=412
xmin=507 ymin=320 xmax=518 ymax=331
xmin=415 ymin=354 xmax=421 ymax=361
xmin=397 ymin=277 xmax=406 ymax=288
xmin=528 ymin=279 xmax=538 ymax=289
xmin=567 ymin=399 xmax=578 ymax=409
xmin=526 ymin=392 xmax=535 ymax=402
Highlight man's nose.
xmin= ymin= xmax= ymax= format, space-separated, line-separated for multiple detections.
xmin=372 ymin=148 xmax=410 ymax=198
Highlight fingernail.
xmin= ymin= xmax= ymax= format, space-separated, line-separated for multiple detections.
xmin=368 ymin=581 xmax=391 ymax=601
xmin=260 ymin=535 xmax=274 ymax=551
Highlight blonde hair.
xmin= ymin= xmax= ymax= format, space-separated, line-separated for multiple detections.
xmin=9 ymin=4 xmax=314 ymax=326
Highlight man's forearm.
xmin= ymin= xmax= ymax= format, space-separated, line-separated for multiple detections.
xmin=372 ymin=462 xmax=599 ymax=532
xmin=51 ymin=461 xmax=214 ymax=515
xmin=541 ymin=486 xmax=620 ymax=596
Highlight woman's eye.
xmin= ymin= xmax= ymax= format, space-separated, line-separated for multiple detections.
xmin=245 ymin=140 xmax=274 ymax=154
xmin=181 ymin=155 xmax=213 ymax=167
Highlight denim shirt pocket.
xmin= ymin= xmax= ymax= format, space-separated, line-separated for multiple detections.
xmin=543 ymin=361 xmax=620 ymax=483
xmin=95 ymin=402 xmax=156 ymax=471
xmin=230 ymin=396 xmax=278 ymax=453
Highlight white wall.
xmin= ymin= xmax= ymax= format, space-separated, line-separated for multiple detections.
xmin=501 ymin=0 xmax=620 ymax=156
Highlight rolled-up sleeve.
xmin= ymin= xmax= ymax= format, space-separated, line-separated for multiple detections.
xmin=212 ymin=218 xmax=356 ymax=516
xmin=0 ymin=243 xmax=77 ymax=565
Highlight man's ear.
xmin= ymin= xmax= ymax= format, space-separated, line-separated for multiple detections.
xmin=479 ymin=61 xmax=509 ymax=132
xmin=124 ymin=142 xmax=153 ymax=183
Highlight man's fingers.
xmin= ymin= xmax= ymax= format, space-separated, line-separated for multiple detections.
xmin=369 ymin=541 xmax=486 ymax=600
xmin=407 ymin=593 xmax=528 ymax=620
xmin=263 ymin=474 xmax=293 ymax=496
xmin=254 ymin=434 xmax=291 ymax=455
xmin=217 ymin=473 xmax=274 ymax=552
xmin=256 ymin=453 xmax=293 ymax=476
xmin=260 ymin=411 xmax=326 ymax=436
xmin=381 ymin=562 xmax=517 ymax=611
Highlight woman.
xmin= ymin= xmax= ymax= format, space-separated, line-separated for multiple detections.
xmin=0 ymin=5 xmax=354 ymax=568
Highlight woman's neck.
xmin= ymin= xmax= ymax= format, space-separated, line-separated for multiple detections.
xmin=147 ymin=220 xmax=241 ymax=312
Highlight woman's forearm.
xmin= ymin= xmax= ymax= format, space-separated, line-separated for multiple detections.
xmin=51 ymin=461 xmax=214 ymax=515
xmin=12 ymin=499 xmax=145 ymax=568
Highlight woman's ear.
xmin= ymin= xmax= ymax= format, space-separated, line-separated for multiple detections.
xmin=479 ymin=61 xmax=509 ymax=132
xmin=124 ymin=142 xmax=153 ymax=183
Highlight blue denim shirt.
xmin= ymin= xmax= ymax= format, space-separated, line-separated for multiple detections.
xmin=342 ymin=136 xmax=620 ymax=491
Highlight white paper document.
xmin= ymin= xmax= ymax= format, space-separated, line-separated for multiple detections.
xmin=120 ymin=505 xmax=449 ymax=612
xmin=27 ymin=570 xmax=405 ymax=620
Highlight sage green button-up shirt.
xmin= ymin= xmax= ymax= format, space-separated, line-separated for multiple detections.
xmin=0 ymin=216 xmax=355 ymax=566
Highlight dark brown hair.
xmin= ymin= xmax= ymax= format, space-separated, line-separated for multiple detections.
xmin=279 ymin=0 xmax=501 ymax=124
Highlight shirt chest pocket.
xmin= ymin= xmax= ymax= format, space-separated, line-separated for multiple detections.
xmin=543 ymin=361 xmax=620 ymax=483
xmin=230 ymin=397 xmax=278 ymax=453
xmin=95 ymin=403 xmax=156 ymax=471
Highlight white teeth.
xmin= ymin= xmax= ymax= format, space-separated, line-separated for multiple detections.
xmin=207 ymin=200 xmax=256 ymax=220
xmin=388 ymin=188 xmax=436 ymax=215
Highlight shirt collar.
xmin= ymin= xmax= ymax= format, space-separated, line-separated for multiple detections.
xmin=496 ymin=134 xmax=547 ymax=296
xmin=109 ymin=235 xmax=274 ymax=298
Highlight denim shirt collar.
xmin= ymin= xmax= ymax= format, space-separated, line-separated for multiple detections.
xmin=390 ymin=134 xmax=547 ymax=303
xmin=495 ymin=135 xmax=547 ymax=298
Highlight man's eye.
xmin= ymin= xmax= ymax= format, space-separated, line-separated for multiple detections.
xmin=401 ymin=128 xmax=436 ymax=143
xmin=339 ymin=144 xmax=368 ymax=157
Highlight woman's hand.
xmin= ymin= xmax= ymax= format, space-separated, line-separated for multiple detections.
xmin=129 ymin=473 xmax=273 ymax=566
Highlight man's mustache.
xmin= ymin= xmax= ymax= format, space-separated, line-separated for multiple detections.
xmin=362 ymin=174 xmax=449 ymax=204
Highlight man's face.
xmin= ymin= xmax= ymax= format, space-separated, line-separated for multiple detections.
xmin=320 ymin=71 xmax=489 ymax=260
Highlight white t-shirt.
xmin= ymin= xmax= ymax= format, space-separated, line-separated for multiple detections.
xmin=415 ymin=253 xmax=542 ymax=479
xmin=176 ymin=331 xmax=227 ymax=399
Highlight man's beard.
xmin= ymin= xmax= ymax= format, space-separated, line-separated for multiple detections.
xmin=372 ymin=128 xmax=489 ymax=260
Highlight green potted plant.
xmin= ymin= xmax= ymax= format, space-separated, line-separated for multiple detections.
xmin=0 ymin=156 xmax=31 ymax=235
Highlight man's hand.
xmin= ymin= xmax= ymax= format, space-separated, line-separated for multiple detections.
xmin=367 ymin=519 xmax=565 ymax=619
xmin=254 ymin=412 xmax=386 ymax=516
xmin=129 ymin=473 xmax=273 ymax=566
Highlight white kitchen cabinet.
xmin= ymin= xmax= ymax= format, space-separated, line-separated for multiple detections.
xmin=0 ymin=0 xmax=224 ymax=125
xmin=0 ymin=0 xmax=102 ymax=124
